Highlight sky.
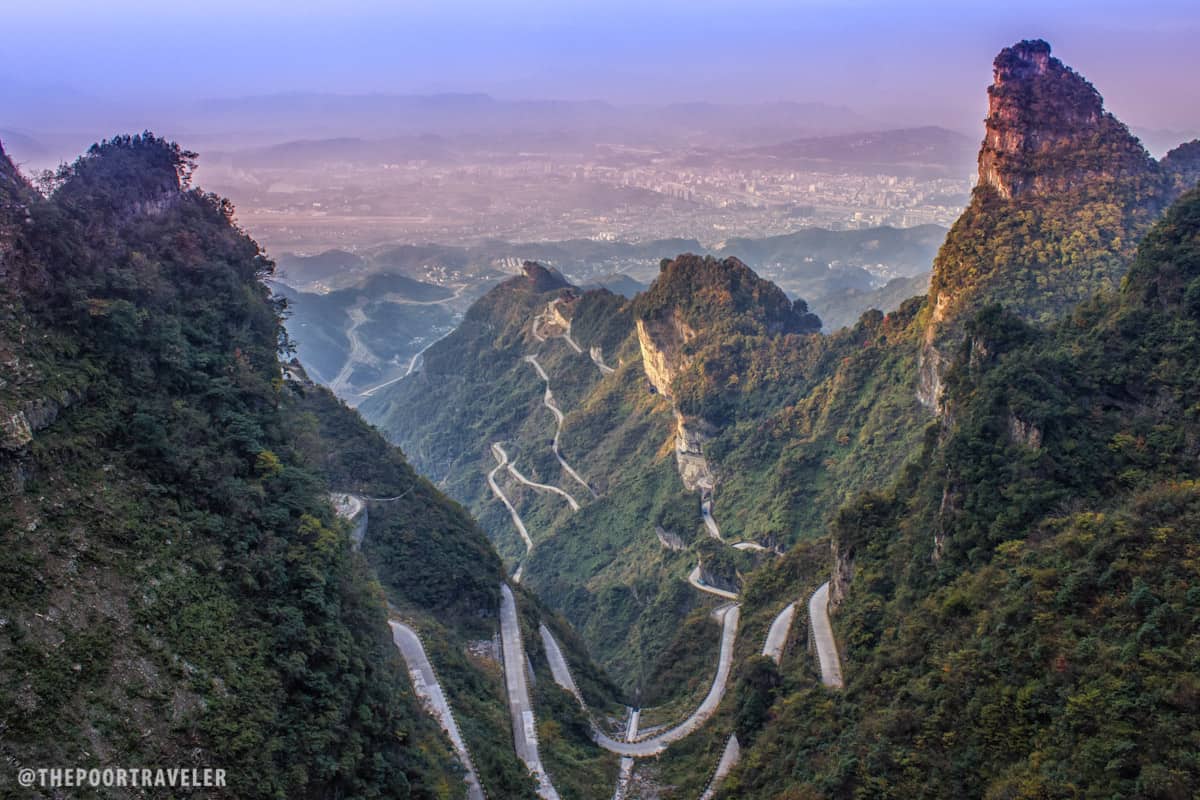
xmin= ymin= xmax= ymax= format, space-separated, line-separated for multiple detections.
xmin=2 ymin=0 xmax=1199 ymax=137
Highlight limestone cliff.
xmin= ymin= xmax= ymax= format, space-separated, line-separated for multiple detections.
xmin=918 ymin=40 xmax=1177 ymax=410
xmin=635 ymin=312 xmax=697 ymax=398
xmin=977 ymin=40 xmax=1155 ymax=200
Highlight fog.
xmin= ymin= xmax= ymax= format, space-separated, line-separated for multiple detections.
xmin=3 ymin=0 xmax=1199 ymax=153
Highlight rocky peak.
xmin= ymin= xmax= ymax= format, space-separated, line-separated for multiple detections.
xmin=520 ymin=260 xmax=571 ymax=293
xmin=978 ymin=39 xmax=1154 ymax=200
xmin=53 ymin=133 xmax=194 ymax=222
xmin=635 ymin=253 xmax=819 ymax=336
xmin=918 ymin=40 xmax=1172 ymax=411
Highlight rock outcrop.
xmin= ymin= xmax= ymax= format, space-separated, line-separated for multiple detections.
xmin=977 ymin=40 xmax=1155 ymax=200
xmin=918 ymin=40 xmax=1177 ymax=411
xmin=635 ymin=313 xmax=697 ymax=398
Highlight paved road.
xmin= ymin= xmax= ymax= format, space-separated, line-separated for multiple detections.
xmin=698 ymin=734 xmax=741 ymax=800
xmin=500 ymin=584 xmax=561 ymax=799
xmin=540 ymin=601 xmax=741 ymax=758
xmin=330 ymin=302 xmax=377 ymax=397
xmin=499 ymin=443 xmax=580 ymax=510
xmin=808 ymin=581 xmax=845 ymax=689
xmin=687 ymin=565 xmax=740 ymax=601
xmin=611 ymin=709 xmax=639 ymax=800
xmin=594 ymin=604 xmax=741 ymax=757
xmin=523 ymin=355 xmax=595 ymax=497
xmin=330 ymin=493 xmax=368 ymax=550
xmin=590 ymin=346 xmax=616 ymax=375
xmin=389 ymin=621 xmax=486 ymax=800
xmin=539 ymin=623 xmax=585 ymax=706
xmin=762 ymin=602 xmax=797 ymax=664
xmin=732 ymin=541 xmax=768 ymax=552
xmin=700 ymin=497 xmax=723 ymax=541
xmin=488 ymin=444 xmax=534 ymax=553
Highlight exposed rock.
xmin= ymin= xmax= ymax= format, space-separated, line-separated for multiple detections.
xmin=1008 ymin=413 xmax=1043 ymax=449
xmin=829 ymin=535 xmax=854 ymax=612
xmin=698 ymin=560 xmax=739 ymax=595
xmin=654 ymin=525 xmax=685 ymax=552
xmin=978 ymin=40 xmax=1155 ymax=201
xmin=635 ymin=313 xmax=697 ymax=398
xmin=674 ymin=411 xmax=715 ymax=493
xmin=2 ymin=392 xmax=79 ymax=452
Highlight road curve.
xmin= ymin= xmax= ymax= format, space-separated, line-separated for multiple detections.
xmin=590 ymin=346 xmax=616 ymax=375
xmin=688 ymin=565 xmax=740 ymax=601
xmin=330 ymin=492 xmax=368 ymax=550
xmin=488 ymin=444 xmax=535 ymax=553
xmin=500 ymin=584 xmax=561 ymax=799
xmin=700 ymin=497 xmax=722 ymax=541
xmin=808 ymin=582 xmax=844 ymax=689
xmin=523 ymin=355 xmax=595 ymax=497
xmin=498 ymin=443 xmax=580 ymax=511
xmin=389 ymin=621 xmax=486 ymax=800
xmin=762 ymin=602 xmax=796 ymax=664
xmin=594 ymin=604 xmax=741 ymax=757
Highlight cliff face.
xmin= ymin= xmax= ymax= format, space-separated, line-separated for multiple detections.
xmin=977 ymin=40 xmax=1155 ymax=200
xmin=918 ymin=40 xmax=1176 ymax=410
xmin=635 ymin=311 xmax=697 ymax=398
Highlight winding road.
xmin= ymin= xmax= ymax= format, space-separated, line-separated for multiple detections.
xmin=687 ymin=565 xmax=740 ymax=601
xmin=698 ymin=735 xmax=741 ymax=800
xmin=590 ymin=346 xmax=616 ymax=375
xmin=488 ymin=444 xmax=535 ymax=553
xmin=501 ymin=584 xmax=562 ymax=800
xmin=700 ymin=497 xmax=723 ymax=541
xmin=611 ymin=709 xmax=639 ymax=800
xmin=499 ymin=443 xmax=580 ymax=511
xmin=330 ymin=492 xmax=368 ymax=549
xmin=808 ymin=581 xmax=844 ymax=689
xmin=389 ymin=622 xmax=486 ymax=800
xmin=762 ymin=602 xmax=797 ymax=664
xmin=524 ymin=355 xmax=595 ymax=497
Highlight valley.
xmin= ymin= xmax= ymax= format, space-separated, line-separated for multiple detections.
xmin=4 ymin=30 xmax=1200 ymax=800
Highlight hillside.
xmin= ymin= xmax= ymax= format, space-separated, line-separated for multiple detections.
xmin=722 ymin=183 xmax=1200 ymax=800
xmin=0 ymin=134 xmax=609 ymax=799
xmin=360 ymin=38 xmax=1200 ymax=797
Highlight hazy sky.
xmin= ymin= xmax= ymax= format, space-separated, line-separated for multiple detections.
xmin=3 ymin=0 xmax=1199 ymax=134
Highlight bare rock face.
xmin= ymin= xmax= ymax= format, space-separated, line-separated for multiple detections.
xmin=977 ymin=40 xmax=1154 ymax=201
xmin=829 ymin=535 xmax=854 ymax=612
xmin=635 ymin=313 xmax=697 ymax=398
xmin=917 ymin=40 xmax=1169 ymax=413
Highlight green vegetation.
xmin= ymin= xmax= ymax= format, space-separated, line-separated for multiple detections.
xmin=0 ymin=134 xmax=474 ymax=797
xmin=722 ymin=188 xmax=1200 ymax=799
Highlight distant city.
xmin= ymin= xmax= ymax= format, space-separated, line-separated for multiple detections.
xmin=199 ymin=148 xmax=971 ymax=256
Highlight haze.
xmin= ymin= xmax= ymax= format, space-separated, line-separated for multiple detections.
xmin=3 ymin=0 xmax=1199 ymax=146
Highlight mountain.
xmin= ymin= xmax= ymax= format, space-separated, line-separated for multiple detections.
xmin=0 ymin=134 xmax=626 ymax=799
xmin=918 ymin=39 xmax=1198 ymax=408
xmin=723 ymin=183 xmax=1200 ymax=800
xmin=362 ymin=39 xmax=1200 ymax=797
xmin=273 ymin=272 xmax=462 ymax=402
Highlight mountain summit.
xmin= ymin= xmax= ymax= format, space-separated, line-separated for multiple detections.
xmin=977 ymin=39 xmax=1156 ymax=200
xmin=918 ymin=40 xmax=1195 ymax=408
